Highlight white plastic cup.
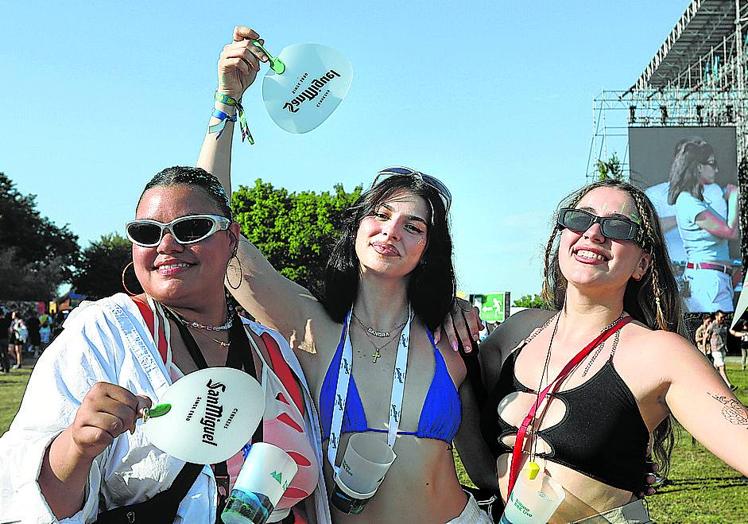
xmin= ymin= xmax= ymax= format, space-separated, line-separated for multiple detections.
xmin=330 ymin=434 xmax=396 ymax=514
xmin=221 ymin=443 xmax=298 ymax=524
xmin=499 ymin=464 xmax=565 ymax=524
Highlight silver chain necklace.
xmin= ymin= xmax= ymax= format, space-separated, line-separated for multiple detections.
xmin=351 ymin=311 xmax=407 ymax=338
xmin=167 ymin=300 xmax=235 ymax=332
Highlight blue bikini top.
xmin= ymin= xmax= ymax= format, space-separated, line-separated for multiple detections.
xmin=319 ymin=315 xmax=461 ymax=444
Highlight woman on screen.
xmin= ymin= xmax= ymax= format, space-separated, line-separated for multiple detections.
xmin=667 ymin=137 xmax=740 ymax=312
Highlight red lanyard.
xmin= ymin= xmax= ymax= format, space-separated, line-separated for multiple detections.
xmin=507 ymin=315 xmax=633 ymax=495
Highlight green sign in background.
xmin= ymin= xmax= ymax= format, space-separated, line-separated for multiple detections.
xmin=471 ymin=292 xmax=511 ymax=323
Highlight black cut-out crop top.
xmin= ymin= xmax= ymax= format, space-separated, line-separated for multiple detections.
xmin=480 ymin=344 xmax=649 ymax=493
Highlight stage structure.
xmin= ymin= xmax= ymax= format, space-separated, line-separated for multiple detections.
xmin=588 ymin=0 xmax=748 ymax=271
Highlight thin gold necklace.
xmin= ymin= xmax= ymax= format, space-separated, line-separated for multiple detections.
xmin=189 ymin=325 xmax=230 ymax=349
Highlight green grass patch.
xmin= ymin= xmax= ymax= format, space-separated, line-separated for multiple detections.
xmin=0 ymin=365 xmax=32 ymax=433
xmin=648 ymin=365 xmax=748 ymax=523
xmin=3 ymin=363 xmax=747 ymax=521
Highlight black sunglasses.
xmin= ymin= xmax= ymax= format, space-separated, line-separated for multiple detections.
xmin=557 ymin=208 xmax=642 ymax=243
xmin=372 ymin=166 xmax=452 ymax=212
xmin=126 ymin=214 xmax=231 ymax=247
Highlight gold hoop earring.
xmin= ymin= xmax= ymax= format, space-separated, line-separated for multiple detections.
xmin=226 ymin=255 xmax=243 ymax=290
xmin=121 ymin=261 xmax=139 ymax=296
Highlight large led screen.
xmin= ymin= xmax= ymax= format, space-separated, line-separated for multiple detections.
xmin=629 ymin=126 xmax=741 ymax=313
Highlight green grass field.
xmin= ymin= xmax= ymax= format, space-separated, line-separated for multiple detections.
xmin=2 ymin=362 xmax=746 ymax=522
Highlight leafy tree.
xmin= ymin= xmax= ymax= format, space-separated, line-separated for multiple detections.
xmin=72 ymin=233 xmax=133 ymax=299
xmin=512 ymin=293 xmax=548 ymax=309
xmin=232 ymin=179 xmax=362 ymax=296
xmin=596 ymin=153 xmax=624 ymax=181
xmin=0 ymin=248 xmax=66 ymax=301
xmin=0 ymin=173 xmax=80 ymax=299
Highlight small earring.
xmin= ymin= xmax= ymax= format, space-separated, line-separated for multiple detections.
xmin=121 ymin=261 xmax=139 ymax=296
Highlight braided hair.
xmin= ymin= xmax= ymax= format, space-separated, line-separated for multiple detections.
xmin=541 ymin=178 xmax=687 ymax=477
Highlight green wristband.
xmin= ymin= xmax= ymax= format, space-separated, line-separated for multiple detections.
xmin=215 ymin=92 xmax=238 ymax=106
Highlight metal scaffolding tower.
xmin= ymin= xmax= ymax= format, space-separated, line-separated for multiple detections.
xmin=588 ymin=0 xmax=748 ymax=179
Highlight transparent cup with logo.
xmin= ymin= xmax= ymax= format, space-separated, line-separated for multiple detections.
xmin=221 ymin=443 xmax=298 ymax=524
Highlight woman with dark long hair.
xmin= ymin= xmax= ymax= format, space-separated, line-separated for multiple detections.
xmin=198 ymin=26 xmax=488 ymax=523
xmin=469 ymin=179 xmax=748 ymax=522
xmin=667 ymin=137 xmax=740 ymax=313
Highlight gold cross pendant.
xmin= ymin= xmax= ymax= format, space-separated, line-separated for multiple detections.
xmin=371 ymin=348 xmax=382 ymax=363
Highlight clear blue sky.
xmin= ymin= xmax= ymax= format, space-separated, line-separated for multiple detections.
xmin=1 ymin=1 xmax=690 ymax=298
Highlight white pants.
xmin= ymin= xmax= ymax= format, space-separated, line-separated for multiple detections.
xmin=712 ymin=349 xmax=726 ymax=367
xmin=683 ymin=268 xmax=734 ymax=313
xmin=446 ymin=492 xmax=494 ymax=524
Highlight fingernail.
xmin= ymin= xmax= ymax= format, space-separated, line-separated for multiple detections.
xmin=451 ymin=341 xmax=458 ymax=352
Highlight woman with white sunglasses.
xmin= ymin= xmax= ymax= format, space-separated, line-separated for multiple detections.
xmin=197 ymin=25 xmax=489 ymax=524
xmin=0 ymin=167 xmax=329 ymax=523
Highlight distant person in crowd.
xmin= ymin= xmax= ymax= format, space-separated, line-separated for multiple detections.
xmin=667 ymin=137 xmax=740 ymax=313
xmin=38 ymin=312 xmax=52 ymax=351
xmin=644 ymin=138 xmax=728 ymax=263
xmin=52 ymin=310 xmax=66 ymax=339
xmin=729 ymin=318 xmax=748 ymax=371
xmin=706 ymin=310 xmax=736 ymax=390
xmin=695 ymin=314 xmax=713 ymax=357
xmin=0 ymin=311 xmax=11 ymax=373
xmin=9 ymin=311 xmax=27 ymax=369
xmin=0 ymin=167 xmax=330 ymax=522
xmin=25 ymin=310 xmax=41 ymax=358
xmin=461 ymin=179 xmax=748 ymax=522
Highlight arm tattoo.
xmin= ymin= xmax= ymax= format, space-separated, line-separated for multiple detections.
xmin=708 ymin=392 xmax=748 ymax=429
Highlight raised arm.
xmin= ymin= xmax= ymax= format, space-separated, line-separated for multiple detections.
xmin=196 ymin=26 xmax=328 ymax=342
xmin=657 ymin=331 xmax=748 ymax=475
xmin=196 ymin=26 xmax=262 ymax=198
xmin=695 ymin=184 xmax=741 ymax=240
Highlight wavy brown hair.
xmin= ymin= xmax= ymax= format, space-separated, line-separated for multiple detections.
xmin=666 ymin=137 xmax=715 ymax=205
xmin=541 ymin=178 xmax=687 ymax=477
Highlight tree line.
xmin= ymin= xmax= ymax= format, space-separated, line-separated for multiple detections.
xmin=0 ymin=172 xmax=361 ymax=301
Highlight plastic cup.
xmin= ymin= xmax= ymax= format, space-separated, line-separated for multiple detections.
xmin=499 ymin=463 xmax=565 ymax=524
xmin=330 ymin=434 xmax=396 ymax=514
xmin=221 ymin=443 xmax=298 ymax=524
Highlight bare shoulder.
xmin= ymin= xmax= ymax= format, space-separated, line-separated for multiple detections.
xmin=480 ymin=308 xmax=556 ymax=386
xmin=619 ymin=322 xmax=703 ymax=375
xmin=482 ymin=309 xmax=555 ymax=358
